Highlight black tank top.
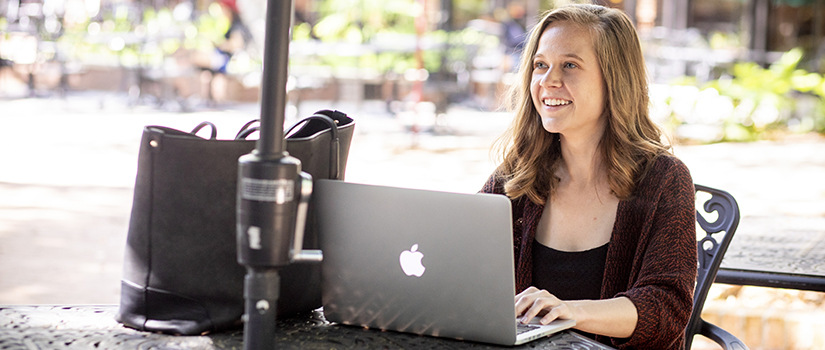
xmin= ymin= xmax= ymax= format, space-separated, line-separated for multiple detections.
xmin=531 ymin=240 xmax=609 ymax=301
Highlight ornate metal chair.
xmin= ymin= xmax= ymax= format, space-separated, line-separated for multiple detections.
xmin=685 ymin=184 xmax=749 ymax=349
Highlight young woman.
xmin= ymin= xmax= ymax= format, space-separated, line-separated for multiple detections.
xmin=481 ymin=4 xmax=697 ymax=349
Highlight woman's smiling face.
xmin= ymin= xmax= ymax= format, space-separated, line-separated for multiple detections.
xmin=530 ymin=21 xmax=606 ymax=139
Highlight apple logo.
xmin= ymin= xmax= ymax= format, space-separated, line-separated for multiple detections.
xmin=399 ymin=244 xmax=426 ymax=277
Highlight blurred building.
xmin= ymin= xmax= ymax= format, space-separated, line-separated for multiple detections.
xmin=2 ymin=0 xmax=824 ymax=103
xmin=618 ymin=0 xmax=825 ymax=81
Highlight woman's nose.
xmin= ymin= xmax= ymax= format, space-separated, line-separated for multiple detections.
xmin=540 ymin=67 xmax=562 ymax=87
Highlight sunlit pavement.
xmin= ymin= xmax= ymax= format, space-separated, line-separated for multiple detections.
xmin=1 ymin=92 xmax=823 ymax=346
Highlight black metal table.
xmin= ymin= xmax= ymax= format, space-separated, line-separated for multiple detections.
xmin=0 ymin=305 xmax=614 ymax=349
xmin=715 ymin=229 xmax=825 ymax=292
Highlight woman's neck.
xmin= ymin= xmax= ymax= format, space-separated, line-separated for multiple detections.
xmin=558 ymin=131 xmax=605 ymax=188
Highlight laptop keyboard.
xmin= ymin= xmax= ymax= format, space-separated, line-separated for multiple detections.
xmin=516 ymin=322 xmax=539 ymax=335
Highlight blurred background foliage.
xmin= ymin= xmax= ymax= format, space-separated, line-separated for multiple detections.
xmin=2 ymin=0 xmax=824 ymax=142
xmin=660 ymin=48 xmax=825 ymax=142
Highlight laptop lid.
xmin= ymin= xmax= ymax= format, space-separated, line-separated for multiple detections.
xmin=314 ymin=180 xmax=574 ymax=346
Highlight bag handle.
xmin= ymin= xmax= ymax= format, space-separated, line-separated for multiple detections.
xmin=237 ymin=111 xmax=345 ymax=179
xmin=235 ymin=120 xmax=260 ymax=140
xmin=286 ymin=113 xmax=341 ymax=179
xmin=190 ymin=121 xmax=217 ymax=139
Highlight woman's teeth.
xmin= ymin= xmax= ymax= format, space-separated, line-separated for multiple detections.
xmin=543 ymin=98 xmax=571 ymax=106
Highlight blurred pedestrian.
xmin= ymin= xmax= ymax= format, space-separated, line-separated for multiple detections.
xmin=501 ymin=2 xmax=527 ymax=72
xmin=193 ymin=0 xmax=251 ymax=104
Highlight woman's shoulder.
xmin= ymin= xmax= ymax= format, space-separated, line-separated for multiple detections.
xmin=481 ymin=170 xmax=507 ymax=195
xmin=649 ymin=153 xmax=691 ymax=180
xmin=635 ymin=154 xmax=693 ymax=195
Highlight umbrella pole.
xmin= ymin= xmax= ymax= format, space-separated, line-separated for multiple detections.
xmin=257 ymin=0 xmax=292 ymax=157
xmin=235 ymin=1 xmax=320 ymax=349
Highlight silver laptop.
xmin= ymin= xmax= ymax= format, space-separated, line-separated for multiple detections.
xmin=314 ymin=179 xmax=576 ymax=346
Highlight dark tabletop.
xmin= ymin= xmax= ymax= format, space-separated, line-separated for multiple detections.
xmin=0 ymin=305 xmax=615 ymax=349
xmin=717 ymin=228 xmax=825 ymax=292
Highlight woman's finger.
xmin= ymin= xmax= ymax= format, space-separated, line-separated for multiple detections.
xmin=538 ymin=304 xmax=563 ymax=324
xmin=514 ymin=287 xmax=544 ymax=317
xmin=514 ymin=286 xmax=540 ymax=302
xmin=519 ymin=292 xmax=561 ymax=324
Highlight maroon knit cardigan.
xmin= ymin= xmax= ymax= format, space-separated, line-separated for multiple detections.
xmin=481 ymin=155 xmax=697 ymax=349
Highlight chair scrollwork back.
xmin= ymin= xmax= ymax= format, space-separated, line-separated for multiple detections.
xmin=686 ymin=184 xmax=747 ymax=350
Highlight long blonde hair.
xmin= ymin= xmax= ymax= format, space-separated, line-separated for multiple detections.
xmin=495 ymin=4 xmax=669 ymax=204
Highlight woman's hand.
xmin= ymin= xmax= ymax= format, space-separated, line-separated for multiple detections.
xmin=515 ymin=286 xmax=639 ymax=338
xmin=514 ymin=286 xmax=575 ymax=325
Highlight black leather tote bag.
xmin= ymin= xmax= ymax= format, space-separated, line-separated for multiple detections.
xmin=117 ymin=110 xmax=354 ymax=335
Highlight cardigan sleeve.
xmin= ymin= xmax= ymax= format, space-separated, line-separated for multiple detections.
xmin=610 ymin=157 xmax=697 ymax=349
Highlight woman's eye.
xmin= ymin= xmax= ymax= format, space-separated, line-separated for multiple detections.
xmin=563 ymin=62 xmax=578 ymax=69
xmin=533 ymin=62 xmax=547 ymax=69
